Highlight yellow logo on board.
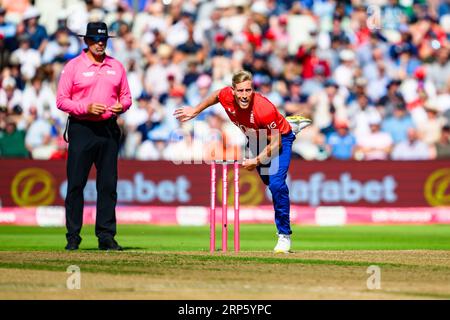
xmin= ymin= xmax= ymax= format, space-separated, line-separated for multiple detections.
xmin=424 ymin=168 xmax=450 ymax=206
xmin=217 ymin=170 xmax=264 ymax=206
xmin=11 ymin=168 xmax=56 ymax=207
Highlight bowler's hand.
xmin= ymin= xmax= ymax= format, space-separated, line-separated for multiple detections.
xmin=242 ymin=158 xmax=258 ymax=171
xmin=173 ymin=106 xmax=197 ymax=122
xmin=110 ymin=102 xmax=124 ymax=114
xmin=87 ymin=103 xmax=107 ymax=115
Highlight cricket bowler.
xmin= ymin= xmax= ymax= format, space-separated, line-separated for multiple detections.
xmin=174 ymin=70 xmax=311 ymax=253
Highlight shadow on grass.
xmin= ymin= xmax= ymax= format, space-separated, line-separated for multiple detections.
xmin=79 ymin=247 xmax=146 ymax=251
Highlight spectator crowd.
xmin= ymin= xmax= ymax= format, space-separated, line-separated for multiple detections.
xmin=0 ymin=0 xmax=450 ymax=161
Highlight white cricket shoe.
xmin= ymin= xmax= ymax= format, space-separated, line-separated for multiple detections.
xmin=286 ymin=115 xmax=312 ymax=135
xmin=274 ymin=234 xmax=291 ymax=253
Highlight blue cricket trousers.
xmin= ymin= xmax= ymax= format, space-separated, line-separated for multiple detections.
xmin=256 ymin=132 xmax=295 ymax=235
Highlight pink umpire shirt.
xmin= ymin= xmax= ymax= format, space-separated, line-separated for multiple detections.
xmin=56 ymin=50 xmax=132 ymax=121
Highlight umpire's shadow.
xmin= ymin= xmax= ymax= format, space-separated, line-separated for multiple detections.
xmin=81 ymin=247 xmax=145 ymax=251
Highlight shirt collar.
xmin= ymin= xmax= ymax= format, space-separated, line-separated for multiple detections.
xmin=81 ymin=49 xmax=113 ymax=67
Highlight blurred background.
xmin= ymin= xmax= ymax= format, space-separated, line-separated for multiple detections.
xmin=0 ymin=0 xmax=449 ymax=162
xmin=0 ymin=0 xmax=449 ymax=226
xmin=1 ymin=4 xmax=449 ymax=298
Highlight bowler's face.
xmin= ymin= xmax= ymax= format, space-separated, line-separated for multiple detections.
xmin=232 ymin=80 xmax=253 ymax=109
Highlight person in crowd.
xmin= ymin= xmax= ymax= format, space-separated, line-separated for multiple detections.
xmin=0 ymin=118 xmax=28 ymax=157
xmin=431 ymin=124 xmax=450 ymax=159
xmin=355 ymin=115 xmax=393 ymax=160
xmin=326 ymin=120 xmax=356 ymax=160
xmin=22 ymin=6 xmax=48 ymax=54
xmin=391 ymin=127 xmax=431 ymax=160
xmin=381 ymin=103 xmax=415 ymax=144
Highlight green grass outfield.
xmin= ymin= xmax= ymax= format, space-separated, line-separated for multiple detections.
xmin=0 ymin=224 xmax=449 ymax=251
xmin=1 ymin=224 xmax=450 ymax=299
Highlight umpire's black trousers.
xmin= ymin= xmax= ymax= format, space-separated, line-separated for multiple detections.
xmin=65 ymin=116 xmax=121 ymax=242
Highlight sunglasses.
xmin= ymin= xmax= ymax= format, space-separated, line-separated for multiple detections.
xmin=86 ymin=36 xmax=108 ymax=43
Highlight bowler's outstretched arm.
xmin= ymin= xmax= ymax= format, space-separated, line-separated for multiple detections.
xmin=173 ymin=89 xmax=221 ymax=122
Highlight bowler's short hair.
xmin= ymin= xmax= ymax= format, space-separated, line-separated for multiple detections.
xmin=232 ymin=70 xmax=253 ymax=88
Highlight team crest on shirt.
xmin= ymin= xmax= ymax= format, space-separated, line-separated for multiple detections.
xmin=82 ymin=71 xmax=95 ymax=77
xmin=250 ymin=112 xmax=255 ymax=124
xmin=227 ymin=108 xmax=236 ymax=115
xmin=106 ymin=70 xmax=116 ymax=75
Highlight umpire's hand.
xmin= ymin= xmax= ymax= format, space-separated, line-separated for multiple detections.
xmin=87 ymin=103 xmax=107 ymax=115
xmin=110 ymin=102 xmax=124 ymax=114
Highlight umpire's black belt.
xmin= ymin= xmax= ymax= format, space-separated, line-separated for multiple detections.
xmin=63 ymin=116 xmax=118 ymax=143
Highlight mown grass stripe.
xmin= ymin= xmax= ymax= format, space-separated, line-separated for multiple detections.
xmin=1 ymin=225 xmax=450 ymax=251
xmin=1 ymin=254 xmax=449 ymax=274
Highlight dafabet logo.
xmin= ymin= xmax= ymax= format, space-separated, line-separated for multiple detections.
xmin=424 ymin=168 xmax=450 ymax=206
xmin=11 ymin=168 xmax=56 ymax=206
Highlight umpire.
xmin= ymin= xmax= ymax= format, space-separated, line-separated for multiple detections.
xmin=56 ymin=22 xmax=132 ymax=251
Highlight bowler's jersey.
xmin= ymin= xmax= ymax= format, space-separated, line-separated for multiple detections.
xmin=217 ymin=87 xmax=291 ymax=135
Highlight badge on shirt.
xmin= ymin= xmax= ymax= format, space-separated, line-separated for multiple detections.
xmin=268 ymin=121 xmax=277 ymax=129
